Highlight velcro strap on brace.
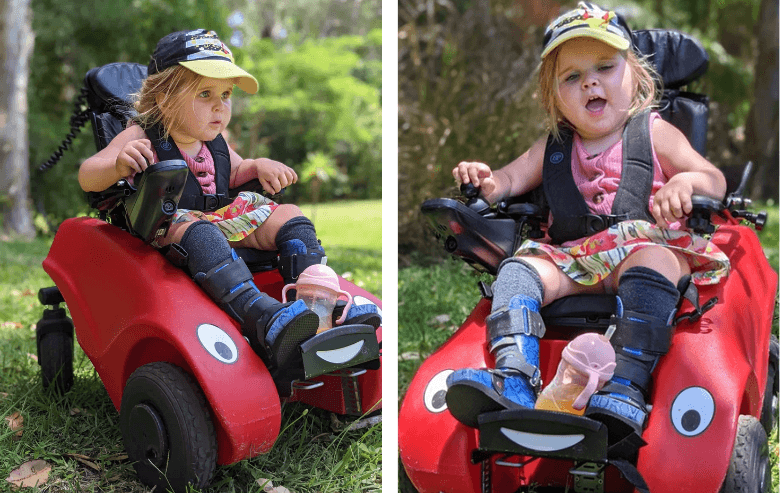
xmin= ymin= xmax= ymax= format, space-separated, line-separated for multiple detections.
xmin=278 ymin=252 xmax=327 ymax=282
xmin=611 ymin=310 xmax=674 ymax=355
xmin=488 ymin=336 xmax=542 ymax=388
xmin=612 ymin=351 xmax=655 ymax=393
xmin=486 ymin=304 xmax=546 ymax=340
xmin=194 ymin=257 xmax=254 ymax=303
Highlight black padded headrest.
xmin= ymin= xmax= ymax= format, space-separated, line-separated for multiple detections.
xmin=632 ymin=29 xmax=708 ymax=89
xmin=84 ymin=62 xmax=147 ymax=116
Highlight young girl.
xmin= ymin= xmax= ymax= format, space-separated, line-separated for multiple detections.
xmin=78 ymin=29 xmax=370 ymax=370
xmin=445 ymin=3 xmax=730 ymax=454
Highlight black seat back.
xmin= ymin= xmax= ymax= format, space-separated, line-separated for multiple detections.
xmin=632 ymin=29 xmax=709 ymax=156
xmin=84 ymin=62 xmax=147 ymax=151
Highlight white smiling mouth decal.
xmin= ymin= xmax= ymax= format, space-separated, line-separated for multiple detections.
xmin=500 ymin=427 xmax=585 ymax=452
xmin=316 ymin=340 xmax=365 ymax=364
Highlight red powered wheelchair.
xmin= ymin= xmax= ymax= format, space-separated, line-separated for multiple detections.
xmin=399 ymin=29 xmax=777 ymax=493
xmin=35 ymin=62 xmax=382 ymax=492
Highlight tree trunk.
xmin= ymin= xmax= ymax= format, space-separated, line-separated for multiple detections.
xmin=745 ymin=0 xmax=778 ymax=200
xmin=0 ymin=0 xmax=35 ymax=238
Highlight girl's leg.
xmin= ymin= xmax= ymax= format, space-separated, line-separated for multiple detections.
xmin=586 ymin=246 xmax=688 ymax=452
xmin=232 ymin=204 xmax=326 ymax=285
xmin=446 ymin=256 xmax=603 ymax=427
xmin=161 ymin=219 xmax=318 ymax=369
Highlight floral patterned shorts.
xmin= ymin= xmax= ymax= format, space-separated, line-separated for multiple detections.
xmin=172 ymin=192 xmax=278 ymax=242
xmin=516 ymin=220 xmax=730 ymax=286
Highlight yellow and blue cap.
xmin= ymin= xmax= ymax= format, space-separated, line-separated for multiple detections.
xmin=541 ymin=2 xmax=632 ymax=59
xmin=148 ymin=29 xmax=258 ymax=94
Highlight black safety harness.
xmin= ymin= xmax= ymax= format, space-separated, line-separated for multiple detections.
xmin=543 ymin=109 xmax=655 ymax=244
xmin=145 ymin=124 xmax=233 ymax=212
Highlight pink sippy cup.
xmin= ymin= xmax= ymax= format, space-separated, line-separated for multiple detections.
xmin=535 ymin=333 xmax=616 ymax=414
xmin=282 ymin=264 xmax=352 ymax=333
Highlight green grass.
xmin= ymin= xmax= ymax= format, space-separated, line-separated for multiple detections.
xmin=0 ymin=199 xmax=381 ymax=493
xmin=400 ymin=200 xmax=779 ymax=488
xmin=301 ymin=200 xmax=382 ymax=297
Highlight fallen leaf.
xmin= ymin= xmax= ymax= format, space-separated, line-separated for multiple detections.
xmin=20 ymin=290 xmax=34 ymax=297
xmin=66 ymin=453 xmax=101 ymax=471
xmin=399 ymin=352 xmax=421 ymax=361
xmin=257 ymin=478 xmax=274 ymax=492
xmin=69 ymin=408 xmax=93 ymax=417
xmin=0 ymin=393 xmax=8 ymax=399
xmin=5 ymin=459 xmax=51 ymax=488
xmin=1 ymin=322 xmax=23 ymax=329
xmin=104 ymin=453 xmax=128 ymax=461
xmin=26 ymin=353 xmax=38 ymax=363
xmin=255 ymin=479 xmax=293 ymax=493
xmin=429 ymin=314 xmax=451 ymax=325
xmin=5 ymin=412 xmax=23 ymax=439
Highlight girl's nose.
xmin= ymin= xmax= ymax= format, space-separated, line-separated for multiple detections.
xmin=583 ymin=73 xmax=599 ymax=89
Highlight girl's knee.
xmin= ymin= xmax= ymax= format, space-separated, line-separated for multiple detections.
xmin=269 ymin=204 xmax=303 ymax=222
xmin=618 ymin=246 xmax=687 ymax=283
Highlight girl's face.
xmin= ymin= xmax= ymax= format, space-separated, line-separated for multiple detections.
xmin=554 ymin=38 xmax=634 ymax=143
xmin=167 ymin=77 xmax=234 ymax=144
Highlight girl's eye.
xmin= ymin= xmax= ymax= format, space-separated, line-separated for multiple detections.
xmin=198 ymin=91 xmax=210 ymax=98
xmin=221 ymin=92 xmax=232 ymax=100
xmin=598 ymin=64 xmax=615 ymax=72
xmin=564 ymin=73 xmax=579 ymax=83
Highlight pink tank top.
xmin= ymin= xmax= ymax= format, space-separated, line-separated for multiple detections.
xmin=568 ymin=111 xmax=676 ymax=227
xmin=151 ymin=142 xmax=217 ymax=194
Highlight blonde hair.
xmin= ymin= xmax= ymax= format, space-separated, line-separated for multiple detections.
xmin=538 ymin=45 xmax=661 ymax=141
xmin=132 ymin=65 xmax=203 ymax=138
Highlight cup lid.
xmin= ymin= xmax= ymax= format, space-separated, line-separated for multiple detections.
xmin=295 ymin=264 xmax=342 ymax=293
xmin=562 ymin=333 xmax=616 ymax=382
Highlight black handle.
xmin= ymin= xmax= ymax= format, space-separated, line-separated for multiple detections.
xmin=460 ymin=183 xmax=479 ymax=199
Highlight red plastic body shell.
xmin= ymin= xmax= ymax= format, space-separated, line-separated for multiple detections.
xmin=399 ymin=221 xmax=776 ymax=493
xmin=43 ymin=217 xmax=381 ymax=466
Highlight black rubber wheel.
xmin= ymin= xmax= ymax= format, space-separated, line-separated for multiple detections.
xmin=760 ymin=335 xmax=778 ymax=435
xmin=720 ymin=415 xmax=770 ymax=493
xmin=120 ymin=362 xmax=217 ymax=493
xmin=39 ymin=332 xmax=74 ymax=394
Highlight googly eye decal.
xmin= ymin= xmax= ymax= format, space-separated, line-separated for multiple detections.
xmin=424 ymin=370 xmax=454 ymax=413
xmin=670 ymin=387 xmax=715 ymax=437
xmin=352 ymin=296 xmax=382 ymax=317
xmin=197 ymin=324 xmax=238 ymax=364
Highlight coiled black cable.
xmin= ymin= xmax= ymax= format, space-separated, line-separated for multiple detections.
xmin=38 ymin=86 xmax=91 ymax=172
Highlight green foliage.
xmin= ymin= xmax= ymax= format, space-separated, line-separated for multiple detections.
xmin=233 ymin=31 xmax=382 ymax=203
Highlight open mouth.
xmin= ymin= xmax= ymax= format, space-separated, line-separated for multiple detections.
xmin=586 ymin=97 xmax=606 ymax=112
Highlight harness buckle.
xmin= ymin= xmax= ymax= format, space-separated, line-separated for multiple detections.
xmin=203 ymin=194 xmax=219 ymax=211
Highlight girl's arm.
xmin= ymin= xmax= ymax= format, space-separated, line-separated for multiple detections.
xmin=229 ymin=147 xmax=298 ymax=194
xmin=452 ymin=136 xmax=546 ymax=204
xmin=651 ymin=118 xmax=728 ymax=227
xmin=78 ymin=125 xmax=153 ymax=192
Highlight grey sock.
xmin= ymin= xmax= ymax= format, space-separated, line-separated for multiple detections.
xmin=491 ymin=259 xmax=545 ymax=311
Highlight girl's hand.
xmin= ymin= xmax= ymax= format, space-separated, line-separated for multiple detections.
xmin=652 ymin=175 xmax=694 ymax=227
xmin=452 ymin=161 xmax=498 ymax=199
xmin=115 ymin=139 xmax=153 ymax=178
xmin=254 ymin=158 xmax=298 ymax=194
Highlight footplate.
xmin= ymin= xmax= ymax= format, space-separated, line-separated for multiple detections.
xmin=477 ymin=409 xmax=608 ymax=463
xmin=300 ymin=324 xmax=379 ymax=379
